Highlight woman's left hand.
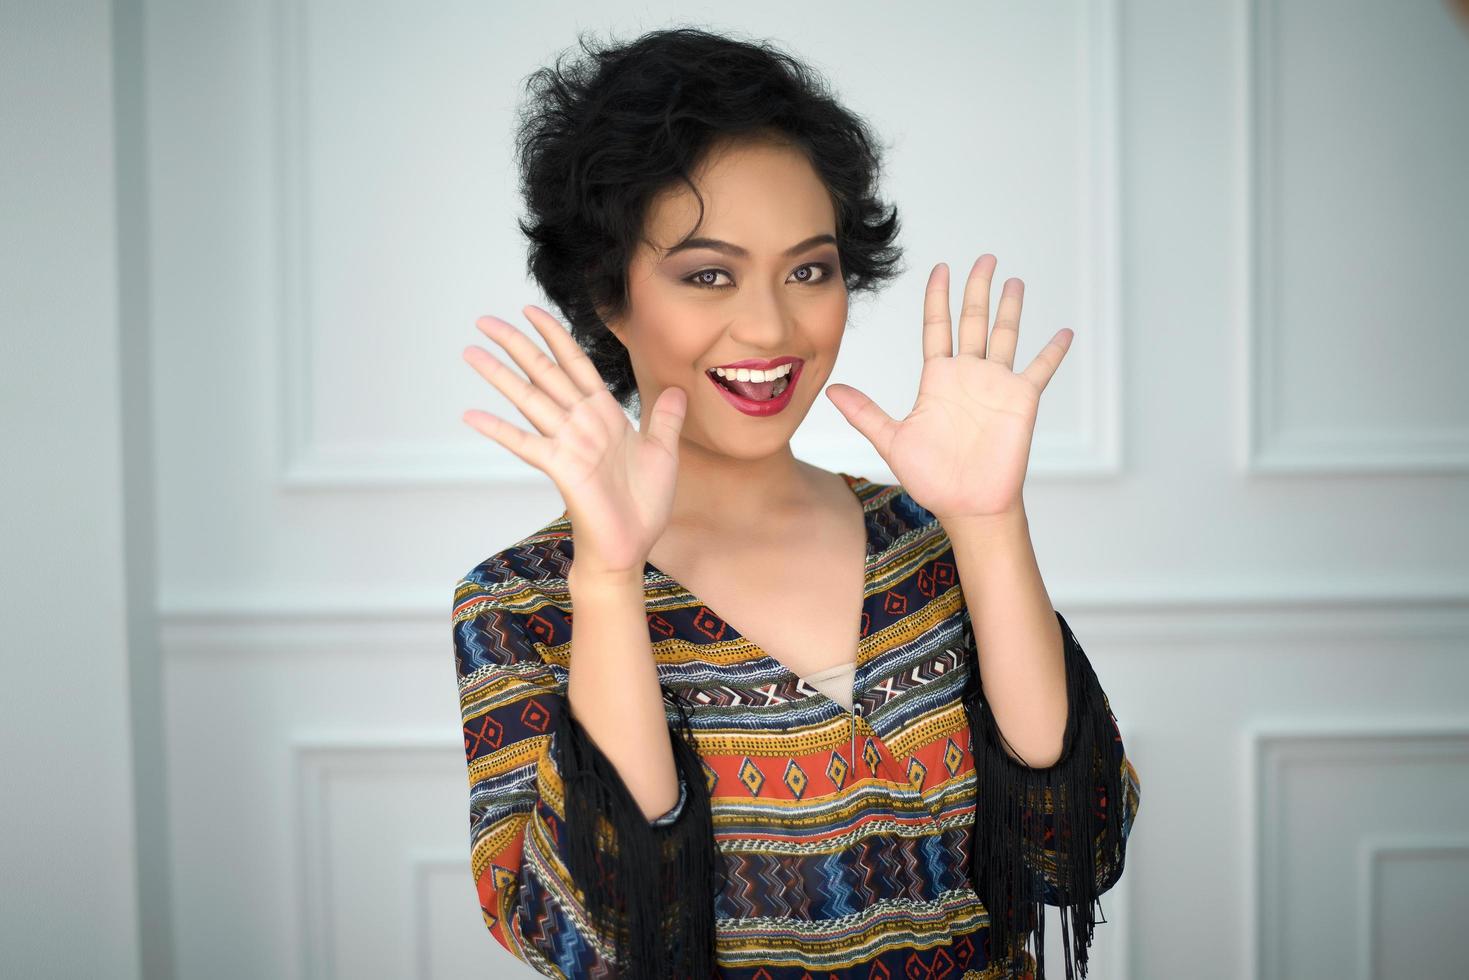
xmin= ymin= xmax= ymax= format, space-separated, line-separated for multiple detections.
xmin=825 ymin=255 xmax=1072 ymax=523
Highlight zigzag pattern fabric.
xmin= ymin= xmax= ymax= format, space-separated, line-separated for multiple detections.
xmin=452 ymin=473 xmax=1141 ymax=979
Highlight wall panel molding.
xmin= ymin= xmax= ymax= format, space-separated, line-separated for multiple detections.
xmin=1240 ymin=0 xmax=1469 ymax=474
xmin=1250 ymin=727 xmax=1469 ymax=980
xmin=159 ymin=589 xmax=1469 ymax=636
xmin=1357 ymin=834 xmax=1469 ymax=977
xmin=293 ymin=737 xmax=461 ymax=980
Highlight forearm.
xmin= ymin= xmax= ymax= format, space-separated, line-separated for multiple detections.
xmin=943 ymin=504 xmax=1069 ymax=767
xmin=565 ymin=567 xmax=682 ymax=820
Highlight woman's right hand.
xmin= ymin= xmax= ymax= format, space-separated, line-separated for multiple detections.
xmin=461 ymin=305 xmax=687 ymax=578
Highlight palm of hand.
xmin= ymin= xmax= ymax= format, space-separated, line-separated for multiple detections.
xmin=460 ymin=304 xmax=689 ymax=575
xmin=826 ymin=255 xmax=1073 ymax=522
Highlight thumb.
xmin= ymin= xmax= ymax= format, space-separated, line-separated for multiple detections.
xmin=826 ymin=383 xmax=898 ymax=459
xmin=641 ymin=385 xmax=688 ymax=454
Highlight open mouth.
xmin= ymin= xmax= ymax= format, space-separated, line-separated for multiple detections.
xmin=706 ymin=368 xmax=793 ymax=402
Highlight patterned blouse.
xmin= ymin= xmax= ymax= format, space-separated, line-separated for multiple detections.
xmin=452 ymin=473 xmax=1141 ymax=979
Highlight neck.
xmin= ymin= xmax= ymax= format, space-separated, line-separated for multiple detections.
xmin=666 ymin=443 xmax=821 ymax=532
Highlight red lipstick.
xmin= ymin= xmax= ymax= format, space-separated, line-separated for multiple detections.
xmin=705 ymin=360 xmax=803 ymax=418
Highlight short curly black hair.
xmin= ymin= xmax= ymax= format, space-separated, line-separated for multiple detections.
xmin=512 ymin=26 xmax=905 ymax=414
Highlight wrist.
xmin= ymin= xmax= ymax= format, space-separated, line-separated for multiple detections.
xmin=568 ymin=563 xmax=647 ymax=596
xmin=939 ymin=505 xmax=1029 ymax=542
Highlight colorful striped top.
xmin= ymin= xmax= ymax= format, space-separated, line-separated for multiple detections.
xmin=452 ymin=472 xmax=1141 ymax=979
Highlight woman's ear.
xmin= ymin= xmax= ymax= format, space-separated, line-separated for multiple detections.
xmin=595 ymin=303 xmax=626 ymax=346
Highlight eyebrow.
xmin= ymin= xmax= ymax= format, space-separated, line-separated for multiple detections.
xmin=660 ymin=232 xmax=837 ymax=260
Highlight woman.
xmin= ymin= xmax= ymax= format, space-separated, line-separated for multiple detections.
xmin=452 ymin=27 xmax=1139 ymax=980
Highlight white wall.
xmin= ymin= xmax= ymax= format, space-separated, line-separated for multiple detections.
xmin=4 ymin=2 xmax=1467 ymax=978
xmin=1 ymin=2 xmax=151 ymax=978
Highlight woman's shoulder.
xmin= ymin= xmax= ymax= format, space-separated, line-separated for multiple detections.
xmin=840 ymin=469 xmax=934 ymax=515
xmin=453 ymin=510 xmax=578 ymax=613
xmin=885 ymin=483 xmax=941 ymax=530
xmin=845 ymin=474 xmax=944 ymax=558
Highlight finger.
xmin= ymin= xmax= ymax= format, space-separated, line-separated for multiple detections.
xmin=826 ymin=383 xmax=900 ymax=460
xmin=477 ymin=311 xmax=583 ymax=410
xmin=462 ymin=338 xmax=567 ymax=437
xmin=921 ymin=262 xmax=953 ymax=360
xmin=1018 ymin=328 xmax=1074 ymax=392
xmin=987 ymin=278 xmax=1024 ymax=370
xmin=520 ymin=304 xmax=611 ymax=401
xmin=461 ymin=407 xmax=551 ymax=472
xmin=641 ymin=385 xmax=688 ymax=455
xmin=956 ymin=254 xmax=996 ymax=358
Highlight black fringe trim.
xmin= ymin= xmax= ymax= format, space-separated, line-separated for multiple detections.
xmin=554 ymin=691 xmax=718 ymax=979
xmin=961 ymin=609 xmax=1128 ymax=980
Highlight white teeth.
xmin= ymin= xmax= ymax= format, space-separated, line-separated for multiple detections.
xmin=710 ymin=363 xmax=794 ymax=383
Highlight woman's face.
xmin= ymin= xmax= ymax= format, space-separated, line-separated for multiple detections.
xmin=604 ymin=136 xmax=849 ymax=459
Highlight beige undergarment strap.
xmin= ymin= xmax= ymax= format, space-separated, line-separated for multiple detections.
xmin=800 ymin=661 xmax=857 ymax=711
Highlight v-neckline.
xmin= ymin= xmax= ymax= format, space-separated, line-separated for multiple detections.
xmin=641 ymin=470 xmax=879 ymax=718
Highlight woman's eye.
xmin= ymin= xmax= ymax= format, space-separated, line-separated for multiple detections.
xmin=688 ymin=268 xmax=730 ymax=288
xmin=791 ymin=262 xmax=834 ymax=284
xmin=684 ymin=262 xmax=834 ymax=289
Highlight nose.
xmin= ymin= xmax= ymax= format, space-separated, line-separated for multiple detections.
xmin=726 ymin=281 xmax=799 ymax=348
